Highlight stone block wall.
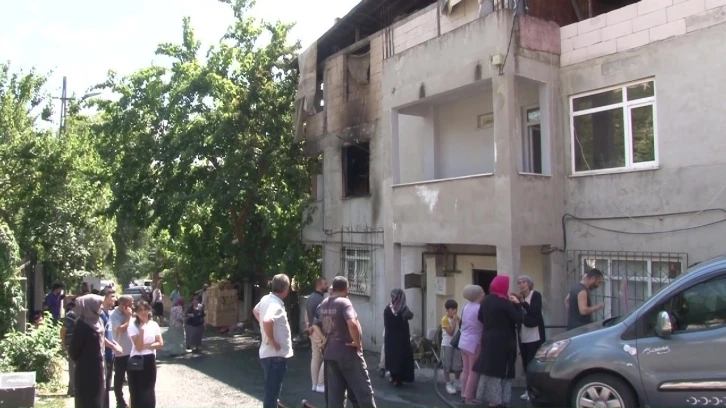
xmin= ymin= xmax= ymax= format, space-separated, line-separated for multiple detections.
xmin=561 ymin=0 xmax=726 ymax=66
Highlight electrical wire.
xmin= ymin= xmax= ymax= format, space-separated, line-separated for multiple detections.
xmin=561 ymin=208 xmax=726 ymax=250
xmin=498 ymin=0 xmax=519 ymax=75
xmin=572 ymin=114 xmax=726 ymax=230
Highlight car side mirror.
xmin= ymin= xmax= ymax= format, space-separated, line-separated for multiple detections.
xmin=655 ymin=311 xmax=673 ymax=338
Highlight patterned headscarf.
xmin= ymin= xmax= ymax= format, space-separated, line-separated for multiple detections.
xmin=75 ymin=294 xmax=104 ymax=333
xmin=390 ymin=288 xmax=407 ymax=315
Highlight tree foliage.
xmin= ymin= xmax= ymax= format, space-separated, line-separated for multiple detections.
xmin=0 ymin=63 xmax=115 ymax=331
xmin=94 ymin=0 xmax=319 ymax=289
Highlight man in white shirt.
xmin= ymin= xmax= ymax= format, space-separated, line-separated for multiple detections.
xmin=111 ymin=295 xmax=134 ymax=408
xmin=253 ymin=274 xmax=293 ymax=408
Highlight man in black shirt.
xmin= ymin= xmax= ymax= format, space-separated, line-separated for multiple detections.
xmin=566 ymin=268 xmax=605 ymax=330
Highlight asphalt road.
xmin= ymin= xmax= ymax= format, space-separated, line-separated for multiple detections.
xmin=52 ymin=328 xmax=527 ymax=408
xmin=150 ymin=329 xmax=527 ymax=408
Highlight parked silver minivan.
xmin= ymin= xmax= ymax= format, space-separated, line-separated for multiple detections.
xmin=527 ymin=256 xmax=726 ymax=408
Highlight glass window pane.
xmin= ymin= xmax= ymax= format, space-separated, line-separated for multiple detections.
xmin=627 ymin=81 xmax=654 ymax=101
xmin=652 ymin=261 xmax=682 ymax=279
xmin=573 ymin=88 xmax=623 ymax=111
xmin=527 ymin=108 xmax=540 ymax=122
xmin=612 ymin=260 xmax=648 ymax=278
xmin=631 ymin=105 xmax=655 ymax=163
xmin=611 ymin=279 xmax=648 ymax=317
xmin=673 ymin=277 xmax=726 ymax=331
xmin=574 ymin=109 xmax=625 ymax=172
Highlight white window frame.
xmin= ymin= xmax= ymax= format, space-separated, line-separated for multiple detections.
xmin=522 ymin=105 xmax=542 ymax=174
xmin=341 ymin=247 xmax=371 ymax=296
xmin=581 ymin=256 xmax=682 ymax=319
xmin=570 ymin=78 xmax=658 ymax=175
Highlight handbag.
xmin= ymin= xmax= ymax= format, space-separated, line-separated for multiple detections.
xmin=450 ymin=329 xmax=462 ymax=349
xmin=449 ymin=308 xmax=463 ymax=349
xmin=127 ymin=355 xmax=144 ymax=371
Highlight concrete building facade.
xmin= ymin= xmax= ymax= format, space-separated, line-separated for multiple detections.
xmin=296 ymin=0 xmax=726 ymax=351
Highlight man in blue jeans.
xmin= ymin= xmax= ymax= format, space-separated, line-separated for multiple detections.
xmin=253 ymin=274 xmax=293 ymax=408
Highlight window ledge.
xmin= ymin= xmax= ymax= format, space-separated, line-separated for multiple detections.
xmin=341 ymin=194 xmax=372 ymax=201
xmin=570 ymin=165 xmax=659 ymax=178
xmin=392 ymin=173 xmax=494 ymax=188
xmin=518 ymin=172 xmax=552 ymax=178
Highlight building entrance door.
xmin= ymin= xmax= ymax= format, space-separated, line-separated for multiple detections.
xmin=473 ymin=269 xmax=497 ymax=294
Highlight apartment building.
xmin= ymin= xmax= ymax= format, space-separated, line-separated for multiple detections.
xmin=296 ymin=0 xmax=726 ymax=350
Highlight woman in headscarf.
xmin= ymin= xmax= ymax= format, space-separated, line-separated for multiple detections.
xmin=165 ymin=297 xmax=187 ymax=356
xmin=185 ymin=295 xmax=205 ymax=353
xmin=68 ymin=294 xmax=105 ymax=408
xmin=474 ymin=275 xmax=523 ymax=408
xmin=516 ymin=275 xmax=545 ymax=401
xmin=459 ymin=284 xmax=486 ymax=405
xmin=383 ymin=288 xmax=415 ymax=386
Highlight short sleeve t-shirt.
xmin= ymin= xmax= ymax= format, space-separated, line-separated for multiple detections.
xmin=441 ymin=315 xmax=459 ymax=347
xmin=101 ymin=310 xmax=114 ymax=360
xmin=127 ymin=320 xmax=162 ymax=357
xmin=254 ymin=294 xmax=293 ymax=359
xmin=110 ymin=309 xmax=132 ymax=356
xmin=318 ymin=296 xmax=358 ymax=362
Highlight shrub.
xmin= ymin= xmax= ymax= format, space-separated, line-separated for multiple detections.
xmin=0 ymin=312 xmax=64 ymax=383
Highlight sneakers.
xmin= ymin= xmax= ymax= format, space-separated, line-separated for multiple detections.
xmin=521 ymin=391 xmax=530 ymax=401
xmin=454 ymin=380 xmax=461 ymax=391
xmin=445 ymin=382 xmax=457 ymax=395
xmin=315 ymin=385 xmax=325 ymax=393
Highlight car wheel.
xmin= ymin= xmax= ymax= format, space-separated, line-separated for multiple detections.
xmin=572 ymin=373 xmax=637 ymax=408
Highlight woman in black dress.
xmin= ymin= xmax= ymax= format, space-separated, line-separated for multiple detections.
xmin=68 ymin=294 xmax=105 ymax=408
xmin=383 ymin=288 xmax=415 ymax=386
xmin=474 ymin=275 xmax=524 ymax=408
xmin=185 ymin=295 xmax=206 ymax=353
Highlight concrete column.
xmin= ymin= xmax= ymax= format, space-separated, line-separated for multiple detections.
xmin=543 ymin=251 xmax=568 ymax=337
xmin=492 ymin=70 xmax=520 ymax=291
xmin=496 ymin=244 xmax=521 ymax=290
xmin=390 ymin=110 xmax=400 ymax=184
xmin=422 ymin=106 xmax=437 ymax=181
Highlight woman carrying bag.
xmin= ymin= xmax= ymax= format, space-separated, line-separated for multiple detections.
xmin=127 ymin=301 xmax=164 ymax=408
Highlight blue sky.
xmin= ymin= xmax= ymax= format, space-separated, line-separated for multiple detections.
xmin=0 ymin=0 xmax=359 ymax=99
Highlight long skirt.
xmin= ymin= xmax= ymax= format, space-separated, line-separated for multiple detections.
xmin=164 ymin=325 xmax=186 ymax=355
xmin=186 ymin=324 xmax=204 ymax=349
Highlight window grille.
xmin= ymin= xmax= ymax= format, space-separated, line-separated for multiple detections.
xmin=565 ymin=250 xmax=687 ymax=320
xmin=339 ymin=247 xmax=371 ymax=296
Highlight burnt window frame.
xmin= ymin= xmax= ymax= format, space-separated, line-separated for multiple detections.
xmin=342 ymin=141 xmax=371 ymax=198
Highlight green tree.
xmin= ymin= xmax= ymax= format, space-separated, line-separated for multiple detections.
xmin=0 ymin=63 xmax=114 ymax=300
xmin=94 ymin=0 xmax=318 ymax=289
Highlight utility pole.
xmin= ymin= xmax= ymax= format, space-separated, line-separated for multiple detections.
xmin=58 ymin=76 xmax=68 ymax=134
xmin=54 ymin=77 xmax=101 ymax=135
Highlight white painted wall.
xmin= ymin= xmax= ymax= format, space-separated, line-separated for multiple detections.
xmin=435 ymin=93 xmax=495 ymax=179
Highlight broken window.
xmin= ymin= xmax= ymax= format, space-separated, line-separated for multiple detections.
xmin=315 ymin=67 xmax=324 ymax=113
xmin=522 ymin=107 xmax=543 ymax=174
xmin=342 ymin=142 xmax=370 ymax=197
xmin=346 ymin=44 xmax=371 ymax=101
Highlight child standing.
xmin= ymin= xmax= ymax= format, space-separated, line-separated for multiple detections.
xmin=441 ymin=299 xmax=463 ymax=395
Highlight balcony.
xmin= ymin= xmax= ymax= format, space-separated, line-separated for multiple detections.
xmin=392 ymin=174 xmax=498 ymax=245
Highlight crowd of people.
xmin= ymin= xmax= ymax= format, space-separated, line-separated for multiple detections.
xmin=255 ymin=271 xmax=591 ymax=408
xmin=50 ymin=280 xmax=210 ymax=408
xmin=46 ymin=267 xmax=606 ymax=408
